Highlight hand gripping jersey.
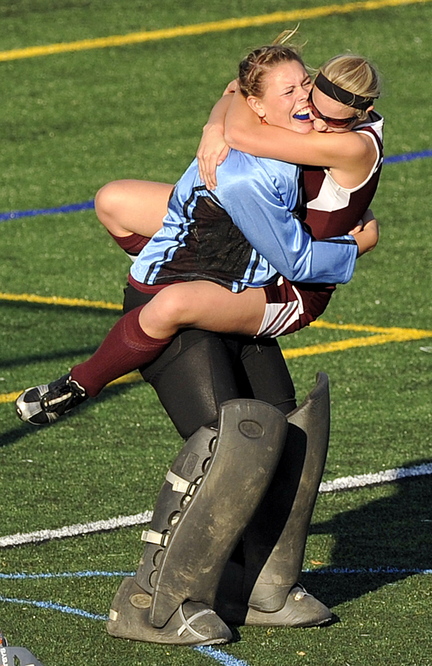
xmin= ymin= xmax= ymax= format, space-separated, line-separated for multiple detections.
xmin=130 ymin=150 xmax=358 ymax=294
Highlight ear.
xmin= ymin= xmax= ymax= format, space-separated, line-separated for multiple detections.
xmin=366 ymin=104 xmax=374 ymax=113
xmin=247 ymin=95 xmax=265 ymax=119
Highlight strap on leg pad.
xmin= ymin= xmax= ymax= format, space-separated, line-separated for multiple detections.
xmin=244 ymin=372 xmax=330 ymax=612
xmin=137 ymin=398 xmax=288 ymax=628
xmin=135 ymin=423 xmax=218 ymax=597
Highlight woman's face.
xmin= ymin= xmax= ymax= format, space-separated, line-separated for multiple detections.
xmin=308 ymin=86 xmax=360 ymax=133
xmin=247 ymin=60 xmax=313 ymax=135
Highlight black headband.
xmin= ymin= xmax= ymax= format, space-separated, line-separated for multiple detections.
xmin=314 ymin=72 xmax=377 ymax=111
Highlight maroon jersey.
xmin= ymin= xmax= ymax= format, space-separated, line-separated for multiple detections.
xmin=260 ymin=112 xmax=384 ymax=338
xmin=303 ymin=112 xmax=384 ymax=240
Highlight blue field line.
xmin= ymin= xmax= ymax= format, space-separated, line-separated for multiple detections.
xmin=2 ymin=565 xmax=431 ymax=666
xmin=0 ymin=149 xmax=431 ymax=224
xmin=0 ymin=593 xmax=250 ymax=666
xmin=195 ymin=646 xmax=251 ymax=666
xmin=0 ymin=594 xmax=108 ymax=621
xmin=383 ymin=149 xmax=432 ymax=164
xmin=3 ymin=565 xmax=431 ymax=666
xmin=0 ymin=570 xmax=133 ymax=580
xmin=303 ymin=566 xmax=432 ymax=575
xmin=1 ymin=566 xmax=431 ymax=582
xmin=0 ymin=199 xmax=94 ymax=222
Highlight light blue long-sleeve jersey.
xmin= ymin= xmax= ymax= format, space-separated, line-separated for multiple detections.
xmin=130 ymin=150 xmax=358 ymax=292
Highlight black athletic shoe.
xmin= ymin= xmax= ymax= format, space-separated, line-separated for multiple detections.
xmin=15 ymin=374 xmax=88 ymax=426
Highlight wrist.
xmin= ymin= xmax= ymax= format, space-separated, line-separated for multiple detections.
xmin=203 ymin=122 xmax=223 ymax=135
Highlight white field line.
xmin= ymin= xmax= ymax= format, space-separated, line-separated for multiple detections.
xmin=1 ymin=463 xmax=431 ymax=548
xmin=0 ymin=511 xmax=153 ymax=548
xmin=319 ymin=461 xmax=432 ymax=492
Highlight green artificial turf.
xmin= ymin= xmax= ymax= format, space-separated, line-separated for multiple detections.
xmin=1 ymin=2 xmax=431 ymax=665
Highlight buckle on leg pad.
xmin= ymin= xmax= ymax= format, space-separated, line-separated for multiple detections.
xmin=141 ymin=529 xmax=170 ymax=547
xmin=166 ymin=470 xmax=192 ymax=493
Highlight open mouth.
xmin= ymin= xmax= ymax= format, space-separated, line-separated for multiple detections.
xmin=293 ymin=108 xmax=311 ymax=121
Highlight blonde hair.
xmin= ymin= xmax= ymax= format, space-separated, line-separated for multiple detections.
xmin=320 ymin=54 xmax=381 ymax=120
xmin=238 ymin=29 xmax=381 ymax=121
xmin=238 ymin=43 xmax=305 ymax=98
xmin=238 ymin=28 xmax=305 ymax=99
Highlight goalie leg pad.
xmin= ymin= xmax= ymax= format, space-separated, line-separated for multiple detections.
xmin=108 ymin=424 xmax=235 ymax=644
xmin=244 ymin=372 xmax=330 ymax=614
xmin=133 ymin=422 xmax=219 ymax=598
xmin=244 ymin=584 xmax=332 ymax=627
xmin=214 ymin=374 xmax=332 ymax=626
xmin=135 ymin=398 xmax=288 ymax=628
xmin=107 ymin=576 xmax=232 ymax=646
xmin=215 ymin=565 xmax=332 ymax=627
xmin=108 ymin=399 xmax=287 ymax=641
xmin=148 ymin=398 xmax=288 ymax=627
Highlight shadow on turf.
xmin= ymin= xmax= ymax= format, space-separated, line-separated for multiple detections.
xmin=304 ymin=462 xmax=432 ymax=608
xmin=2 ymin=299 xmax=117 ymax=369
xmin=0 ymin=299 xmax=119 ymax=317
xmin=2 ymin=346 xmax=100 ymax=370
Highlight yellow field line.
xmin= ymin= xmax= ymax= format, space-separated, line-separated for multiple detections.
xmin=2 ymin=290 xmax=431 ymax=338
xmin=311 ymin=319 xmax=431 ymax=334
xmin=283 ymin=328 xmax=432 ymax=358
xmin=1 ymin=290 xmax=431 ymax=404
xmin=0 ymin=291 xmax=122 ymax=311
xmin=0 ymin=372 xmax=142 ymax=405
xmin=0 ymin=0 xmax=430 ymax=62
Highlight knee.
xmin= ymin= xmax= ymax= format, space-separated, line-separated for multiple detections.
xmin=159 ymin=288 xmax=191 ymax=325
xmin=94 ymin=181 xmax=125 ymax=231
xmin=141 ymin=287 xmax=191 ymax=333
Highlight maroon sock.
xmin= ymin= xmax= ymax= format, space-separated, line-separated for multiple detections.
xmin=71 ymin=307 xmax=173 ymax=397
xmin=108 ymin=231 xmax=150 ymax=258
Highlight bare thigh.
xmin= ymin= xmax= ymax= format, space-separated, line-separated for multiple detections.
xmin=95 ymin=179 xmax=174 ymax=237
xmin=140 ymin=281 xmax=267 ymax=338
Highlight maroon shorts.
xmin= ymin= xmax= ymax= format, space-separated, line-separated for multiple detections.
xmin=258 ymin=278 xmax=336 ymax=337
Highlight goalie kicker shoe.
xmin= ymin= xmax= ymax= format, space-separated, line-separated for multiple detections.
xmin=15 ymin=374 xmax=88 ymax=426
